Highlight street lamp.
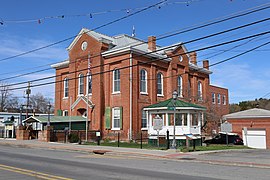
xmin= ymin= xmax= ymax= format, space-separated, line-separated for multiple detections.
xmin=47 ymin=103 xmax=51 ymax=126
xmin=171 ymin=90 xmax=178 ymax=149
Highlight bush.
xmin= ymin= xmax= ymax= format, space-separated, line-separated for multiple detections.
xmin=68 ymin=133 xmax=79 ymax=143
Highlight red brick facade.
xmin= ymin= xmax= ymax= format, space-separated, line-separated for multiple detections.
xmin=226 ymin=118 xmax=270 ymax=149
xmin=52 ymin=29 xmax=229 ymax=141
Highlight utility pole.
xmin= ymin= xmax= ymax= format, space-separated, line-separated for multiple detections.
xmin=25 ymin=82 xmax=31 ymax=118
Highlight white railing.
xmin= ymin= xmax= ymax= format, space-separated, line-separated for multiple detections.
xmin=148 ymin=126 xmax=200 ymax=136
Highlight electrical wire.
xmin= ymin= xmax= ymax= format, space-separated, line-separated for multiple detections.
xmin=1 ymin=16 xmax=269 ymax=87
xmin=0 ymin=1 xmax=269 ymax=79
xmin=6 ymin=30 xmax=270 ymax=91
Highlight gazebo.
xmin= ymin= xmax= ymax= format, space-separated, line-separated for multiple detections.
xmin=144 ymin=98 xmax=206 ymax=146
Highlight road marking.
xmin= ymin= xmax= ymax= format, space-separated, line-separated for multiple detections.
xmin=0 ymin=164 xmax=74 ymax=180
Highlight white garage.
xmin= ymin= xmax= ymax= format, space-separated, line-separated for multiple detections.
xmin=242 ymin=128 xmax=266 ymax=149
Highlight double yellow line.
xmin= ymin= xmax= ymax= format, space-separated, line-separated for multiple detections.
xmin=0 ymin=164 xmax=73 ymax=180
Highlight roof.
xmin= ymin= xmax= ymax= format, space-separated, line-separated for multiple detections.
xmin=144 ymin=98 xmax=206 ymax=110
xmin=3 ymin=121 xmax=14 ymax=125
xmin=223 ymin=108 xmax=270 ymax=119
xmin=52 ymin=28 xmax=211 ymax=74
xmin=23 ymin=116 xmax=86 ymax=124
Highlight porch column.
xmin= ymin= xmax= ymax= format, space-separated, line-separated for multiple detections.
xmin=187 ymin=113 xmax=191 ymax=130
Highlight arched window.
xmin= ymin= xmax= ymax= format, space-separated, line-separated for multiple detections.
xmin=140 ymin=69 xmax=147 ymax=94
xmin=177 ymin=76 xmax=183 ymax=97
xmin=198 ymin=81 xmax=202 ymax=100
xmin=78 ymin=74 xmax=84 ymax=95
xmin=63 ymin=78 xmax=69 ymax=98
xmin=113 ymin=69 xmax=120 ymax=93
xmin=87 ymin=72 xmax=92 ymax=94
xmin=157 ymin=72 xmax=163 ymax=96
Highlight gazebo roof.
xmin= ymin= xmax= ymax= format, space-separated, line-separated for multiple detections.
xmin=23 ymin=116 xmax=86 ymax=124
xmin=144 ymin=98 xmax=206 ymax=110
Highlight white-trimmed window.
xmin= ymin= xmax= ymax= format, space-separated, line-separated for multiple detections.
xmin=78 ymin=74 xmax=84 ymax=95
xmin=212 ymin=93 xmax=215 ymax=104
xmin=113 ymin=69 xmax=120 ymax=93
xmin=140 ymin=69 xmax=147 ymax=94
xmin=141 ymin=110 xmax=147 ymax=129
xmin=177 ymin=76 xmax=183 ymax=97
xmin=112 ymin=107 xmax=121 ymax=130
xmin=87 ymin=72 xmax=92 ymax=94
xmin=223 ymin=95 xmax=226 ymax=105
xmin=217 ymin=93 xmax=221 ymax=104
xmin=157 ymin=72 xmax=163 ymax=96
xmin=63 ymin=110 xmax=68 ymax=116
xmin=198 ymin=81 xmax=202 ymax=100
xmin=63 ymin=78 xmax=69 ymax=98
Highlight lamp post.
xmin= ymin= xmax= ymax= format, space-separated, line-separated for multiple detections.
xmin=47 ymin=103 xmax=51 ymax=127
xmin=171 ymin=90 xmax=178 ymax=149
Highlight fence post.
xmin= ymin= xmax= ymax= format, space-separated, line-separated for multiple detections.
xmin=166 ymin=129 xmax=170 ymax=150
xmin=117 ymin=132 xmax=120 ymax=147
xmin=140 ymin=132 xmax=143 ymax=149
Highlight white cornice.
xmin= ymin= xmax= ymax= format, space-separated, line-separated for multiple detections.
xmin=51 ymin=60 xmax=69 ymax=69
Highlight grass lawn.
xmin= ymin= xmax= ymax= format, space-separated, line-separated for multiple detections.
xmin=83 ymin=141 xmax=249 ymax=152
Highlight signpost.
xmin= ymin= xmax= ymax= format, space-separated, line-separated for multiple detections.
xmin=221 ymin=121 xmax=232 ymax=146
xmin=153 ymin=115 xmax=163 ymax=147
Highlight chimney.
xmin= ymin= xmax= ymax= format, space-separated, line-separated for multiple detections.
xmin=203 ymin=60 xmax=209 ymax=70
xmin=148 ymin=36 xmax=156 ymax=51
xmin=189 ymin=52 xmax=197 ymax=65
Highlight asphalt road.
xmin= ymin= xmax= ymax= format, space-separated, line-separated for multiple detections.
xmin=0 ymin=144 xmax=269 ymax=180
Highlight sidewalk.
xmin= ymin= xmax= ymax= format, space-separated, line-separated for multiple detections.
xmin=1 ymin=138 xmax=270 ymax=169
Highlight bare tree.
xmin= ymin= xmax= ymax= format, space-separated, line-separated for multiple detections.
xmin=30 ymin=92 xmax=53 ymax=113
xmin=0 ymin=81 xmax=10 ymax=111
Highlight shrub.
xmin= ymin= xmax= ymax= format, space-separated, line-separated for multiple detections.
xmin=68 ymin=133 xmax=79 ymax=143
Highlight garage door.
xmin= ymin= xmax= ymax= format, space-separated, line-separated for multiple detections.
xmin=242 ymin=129 xmax=266 ymax=149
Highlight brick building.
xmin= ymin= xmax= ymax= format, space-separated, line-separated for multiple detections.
xmin=51 ymin=28 xmax=229 ymax=141
xmin=223 ymin=108 xmax=270 ymax=149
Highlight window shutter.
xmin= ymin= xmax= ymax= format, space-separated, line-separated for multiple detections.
xmin=57 ymin=109 xmax=62 ymax=116
xmin=168 ymin=114 xmax=171 ymax=126
xmin=105 ymin=107 xmax=111 ymax=129
xmin=119 ymin=106 xmax=123 ymax=129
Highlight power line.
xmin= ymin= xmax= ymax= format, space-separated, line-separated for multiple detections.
xmin=2 ymin=15 xmax=270 ymax=88
xmin=21 ymin=36 xmax=270 ymax=99
xmin=7 ymin=30 xmax=270 ymax=91
xmin=0 ymin=0 xmax=167 ymax=63
xmin=0 ymin=1 xmax=201 ymax=25
xmin=0 ymin=2 xmax=269 ymax=79
xmin=1 ymin=14 xmax=270 ymax=86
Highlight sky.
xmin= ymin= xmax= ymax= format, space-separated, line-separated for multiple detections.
xmin=0 ymin=0 xmax=270 ymax=104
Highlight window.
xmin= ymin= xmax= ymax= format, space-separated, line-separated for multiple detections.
xmin=140 ymin=69 xmax=147 ymax=94
xmin=157 ymin=72 xmax=163 ymax=96
xmin=198 ymin=81 xmax=202 ymax=100
xmin=217 ymin=94 xmax=221 ymax=104
xmin=212 ymin=93 xmax=215 ymax=104
xmin=78 ymin=74 xmax=84 ymax=95
xmin=112 ymin=107 xmax=121 ymax=130
xmin=113 ymin=69 xmax=120 ymax=93
xmin=63 ymin=78 xmax=69 ymax=98
xmin=87 ymin=72 xmax=92 ymax=94
xmin=141 ymin=110 xmax=147 ymax=128
xmin=177 ymin=76 xmax=183 ymax=97
xmin=223 ymin=95 xmax=226 ymax=105
xmin=63 ymin=110 xmax=68 ymax=116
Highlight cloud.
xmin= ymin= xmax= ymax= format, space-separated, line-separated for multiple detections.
xmin=0 ymin=33 xmax=67 ymax=62
xmin=211 ymin=62 xmax=270 ymax=103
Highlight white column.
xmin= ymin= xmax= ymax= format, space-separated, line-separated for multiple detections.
xmin=187 ymin=113 xmax=191 ymax=133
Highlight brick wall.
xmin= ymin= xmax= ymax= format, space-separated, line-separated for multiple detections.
xmin=227 ymin=118 xmax=270 ymax=149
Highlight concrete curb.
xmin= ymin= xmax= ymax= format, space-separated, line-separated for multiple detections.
xmin=1 ymin=140 xmax=270 ymax=169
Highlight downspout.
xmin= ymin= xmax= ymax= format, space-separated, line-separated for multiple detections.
xmin=129 ymin=52 xmax=133 ymax=141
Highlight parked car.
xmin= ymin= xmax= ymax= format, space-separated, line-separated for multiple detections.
xmin=204 ymin=132 xmax=244 ymax=145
